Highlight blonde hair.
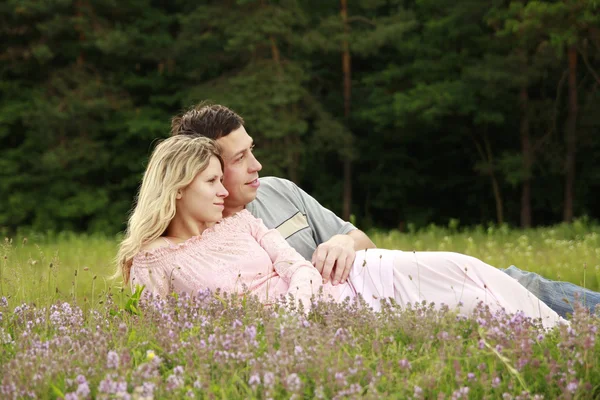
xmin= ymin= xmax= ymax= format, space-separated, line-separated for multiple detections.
xmin=116 ymin=135 xmax=223 ymax=283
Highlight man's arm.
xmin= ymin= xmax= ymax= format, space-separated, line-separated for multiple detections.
xmin=312 ymin=229 xmax=377 ymax=285
xmin=348 ymin=229 xmax=377 ymax=251
xmin=277 ymin=178 xmax=376 ymax=284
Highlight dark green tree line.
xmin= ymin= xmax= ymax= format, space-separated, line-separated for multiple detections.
xmin=1 ymin=0 xmax=599 ymax=234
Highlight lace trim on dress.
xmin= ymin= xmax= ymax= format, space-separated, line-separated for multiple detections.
xmin=133 ymin=210 xmax=254 ymax=265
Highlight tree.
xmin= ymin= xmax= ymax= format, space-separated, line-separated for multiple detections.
xmin=518 ymin=0 xmax=600 ymax=222
xmin=302 ymin=0 xmax=417 ymax=222
xmin=483 ymin=0 xmax=561 ymax=227
xmin=0 ymin=0 xmax=176 ymax=232
xmin=174 ymin=0 xmax=316 ymax=182
xmin=387 ymin=0 xmax=511 ymax=224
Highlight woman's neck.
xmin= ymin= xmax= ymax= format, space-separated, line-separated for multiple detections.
xmin=165 ymin=215 xmax=215 ymax=243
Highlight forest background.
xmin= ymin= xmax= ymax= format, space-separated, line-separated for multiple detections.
xmin=1 ymin=0 xmax=600 ymax=235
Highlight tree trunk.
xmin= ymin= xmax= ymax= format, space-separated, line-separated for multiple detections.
xmin=341 ymin=0 xmax=352 ymax=220
xmin=520 ymin=87 xmax=532 ymax=228
xmin=269 ymin=36 xmax=282 ymax=70
xmin=285 ymin=134 xmax=299 ymax=183
xmin=74 ymin=0 xmax=86 ymax=66
xmin=563 ymin=46 xmax=578 ymax=223
xmin=268 ymin=34 xmax=299 ymax=182
xmin=472 ymin=132 xmax=504 ymax=225
xmin=491 ymin=172 xmax=504 ymax=225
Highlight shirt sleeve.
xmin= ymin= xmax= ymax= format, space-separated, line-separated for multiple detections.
xmin=288 ymin=181 xmax=357 ymax=244
xmin=247 ymin=212 xmax=324 ymax=308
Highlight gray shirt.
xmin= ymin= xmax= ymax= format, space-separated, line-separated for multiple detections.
xmin=246 ymin=177 xmax=357 ymax=261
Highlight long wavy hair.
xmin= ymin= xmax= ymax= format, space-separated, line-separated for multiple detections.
xmin=116 ymin=135 xmax=223 ymax=283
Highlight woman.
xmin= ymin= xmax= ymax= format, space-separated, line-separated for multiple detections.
xmin=117 ymin=136 xmax=565 ymax=328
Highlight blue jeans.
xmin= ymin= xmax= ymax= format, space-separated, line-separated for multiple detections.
xmin=502 ymin=265 xmax=600 ymax=319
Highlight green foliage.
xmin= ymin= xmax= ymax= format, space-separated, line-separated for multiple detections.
xmin=0 ymin=0 xmax=599 ymax=233
xmin=123 ymin=284 xmax=144 ymax=316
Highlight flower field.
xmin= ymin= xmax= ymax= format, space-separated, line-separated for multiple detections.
xmin=1 ymin=221 xmax=599 ymax=399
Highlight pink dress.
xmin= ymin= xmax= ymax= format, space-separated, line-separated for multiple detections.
xmin=131 ymin=210 xmax=565 ymax=328
xmin=131 ymin=210 xmax=357 ymax=307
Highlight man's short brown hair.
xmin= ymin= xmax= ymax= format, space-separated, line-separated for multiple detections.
xmin=170 ymin=102 xmax=245 ymax=139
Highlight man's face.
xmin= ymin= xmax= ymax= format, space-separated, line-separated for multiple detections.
xmin=216 ymin=126 xmax=262 ymax=214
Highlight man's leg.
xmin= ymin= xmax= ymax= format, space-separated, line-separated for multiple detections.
xmin=502 ymin=265 xmax=600 ymax=318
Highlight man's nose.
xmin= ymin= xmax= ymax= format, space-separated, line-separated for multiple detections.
xmin=248 ymin=153 xmax=262 ymax=172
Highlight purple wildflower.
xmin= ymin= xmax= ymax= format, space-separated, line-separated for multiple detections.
xmin=244 ymin=325 xmax=257 ymax=341
xmin=0 ymin=328 xmax=12 ymax=345
xmin=248 ymin=373 xmax=261 ymax=386
xmin=399 ymin=359 xmax=411 ymax=370
xmin=106 ymin=351 xmax=120 ymax=369
xmin=286 ymin=373 xmax=302 ymax=392
xmin=263 ymin=372 xmax=275 ymax=388
xmin=413 ymin=385 xmax=423 ymax=399
xmin=451 ymin=386 xmax=470 ymax=399
xmin=567 ymin=380 xmax=579 ymax=393
xmin=166 ymin=373 xmax=184 ymax=390
xmin=76 ymin=381 xmax=90 ymax=398
xmin=334 ymin=328 xmax=346 ymax=340
xmin=335 ymin=372 xmax=347 ymax=386
xmin=98 ymin=376 xmax=115 ymax=393
xmin=173 ymin=366 xmax=184 ymax=376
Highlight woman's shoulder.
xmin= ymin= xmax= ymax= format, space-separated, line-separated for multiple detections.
xmin=133 ymin=236 xmax=190 ymax=266
xmin=140 ymin=237 xmax=172 ymax=252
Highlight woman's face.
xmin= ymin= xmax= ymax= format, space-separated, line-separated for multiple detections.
xmin=176 ymin=156 xmax=229 ymax=224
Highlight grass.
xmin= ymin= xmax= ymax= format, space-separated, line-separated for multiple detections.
xmin=3 ymin=220 xmax=598 ymax=307
xmin=370 ymin=219 xmax=600 ymax=291
xmin=1 ymin=221 xmax=599 ymax=399
xmin=0 ymin=232 xmax=121 ymax=308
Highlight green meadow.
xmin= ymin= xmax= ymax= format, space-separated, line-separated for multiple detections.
xmin=1 ymin=221 xmax=600 ymax=399
xmin=2 ymin=219 xmax=598 ymax=307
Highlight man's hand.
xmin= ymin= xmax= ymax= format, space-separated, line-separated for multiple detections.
xmin=311 ymin=234 xmax=356 ymax=285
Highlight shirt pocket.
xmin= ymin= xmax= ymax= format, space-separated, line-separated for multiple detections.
xmin=276 ymin=211 xmax=310 ymax=239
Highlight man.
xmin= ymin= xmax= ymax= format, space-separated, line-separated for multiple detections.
xmin=170 ymin=102 xmax=599 ymax=318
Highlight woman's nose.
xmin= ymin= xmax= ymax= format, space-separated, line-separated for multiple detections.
xmin=218 ymin=183 xmax=229 ymax=198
